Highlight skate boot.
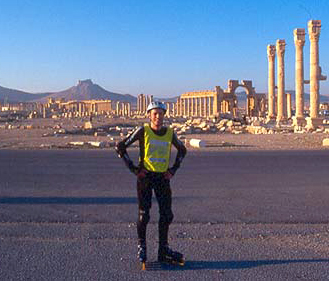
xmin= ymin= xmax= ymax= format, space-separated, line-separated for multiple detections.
xmin=137 ymin=243 xmax=147 ymax=270
xmin=158 ymin=244 xmax=185 ymax=266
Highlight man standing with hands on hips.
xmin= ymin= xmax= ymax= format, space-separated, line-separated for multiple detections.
xmin=115 ymin=101 xmax=187 ymax=269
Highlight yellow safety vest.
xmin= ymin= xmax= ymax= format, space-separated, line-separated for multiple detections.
xmin=143 ymin=124 xmax=173 ymax=172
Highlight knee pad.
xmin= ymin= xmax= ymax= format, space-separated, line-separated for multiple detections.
xmin=138 ymin=210 xmax=150 ymax=224
xmin=160 ymin=211 xmax=174 ymax=224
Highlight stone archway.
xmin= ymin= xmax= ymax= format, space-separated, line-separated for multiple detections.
xmin=226 ymin=80 xmax=257 ymax=117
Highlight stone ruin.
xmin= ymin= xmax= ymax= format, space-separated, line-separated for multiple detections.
xmin=267 ymin=20 xmax=327 ymax=130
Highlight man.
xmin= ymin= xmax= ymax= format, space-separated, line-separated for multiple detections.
xmin=115 ymin=101 xmax=187 ymax=268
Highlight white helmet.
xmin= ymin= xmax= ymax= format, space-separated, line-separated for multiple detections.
xmin=146 ymin=101 xmax=167 ymax=113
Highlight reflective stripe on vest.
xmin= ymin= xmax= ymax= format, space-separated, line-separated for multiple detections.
xmin=143 ymin=124 xmax=173 ymax=172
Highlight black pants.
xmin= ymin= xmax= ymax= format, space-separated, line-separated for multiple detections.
xmin=137 ymin=172 xmax=174 ymax=247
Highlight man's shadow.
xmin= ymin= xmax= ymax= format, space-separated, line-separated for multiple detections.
xmin=145 ymin=259 xmax=329 ymax=271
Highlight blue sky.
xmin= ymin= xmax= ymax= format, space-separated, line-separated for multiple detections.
xmin=0 ymin=0 xmax=328 ymax=97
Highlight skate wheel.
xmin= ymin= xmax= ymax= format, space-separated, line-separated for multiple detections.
xmin=141 ymin=262 xmax=146 ymax=271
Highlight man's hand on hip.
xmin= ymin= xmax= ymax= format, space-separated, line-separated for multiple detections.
xmin=137 ymin=168 xmax=148 ymax=179
xmin=164 ymin=170 xmax=173 ymax=180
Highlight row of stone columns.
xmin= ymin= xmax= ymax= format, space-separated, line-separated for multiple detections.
xmin=137 ymin=94 xmax=153 ymax=114
xmin=116 ymin=101 xmax=131 ymax=117
xmin=267 ymin=39 xmax=287 ymax=123
xmin=267 ymin=20 xmax=326 ymax=127
xmin=176 ymin=96 xmax=216 ymax=117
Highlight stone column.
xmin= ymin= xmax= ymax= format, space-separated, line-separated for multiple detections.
xmin=127 ymin=103 xmax=131 ymax=116
xmin=293 ymin=28 xmax=306 ymax=126
xmin=184 ymin=98 xmax=188 ymax=116
xmin=204 ymin=97 xmax=207 ymax=117
xmin=286 ymin=93 xmax=292 ymax=119
xmin=260 ymin=98 xmax=266 ymax=116
xmin=144 ymin=95 xmax=147 ymax=114
xmin=196 ymin=97 xmax=199 ymax=116
xmin=188 ymin=98 xmax=193 ymax=117
xmin=307 ymin=20 xmax=326 ymax=128
xmin=196 ymin=97 xmax=201 ymax=117
xmin=141 ymin=94 xmax=146 ymax=114
xmin=276 ymin=39 xmax=286 ymax=123
xmin=137 ymin=95 xmax=140 ymax=113
xmin=246 ymin=97 xmax=251 ymax=116
xmin=187 ymin=98 xmax=190 ymax=116
xmin=194 ymin=98 xmax=198 ymax=116
xmin=192 ymin=98 xmax=195 ymax=116
xmin=166 ymin=102 xmax=170 ymax=117
xmin=147 ymin=95 xmax=152 ymax=106
xmin=187 ymin=98 xmax=190 ymax=117
xmin=208 ymin=96 xmax=212 ymax=116
xmin=267 ymin=45 xmax=276 ymax=121
xmin=121 ymin=103 xmax=125 ymax=116
xmin=184 ymin=98 xmax=187 ymax=116
xmin=213 ymin=94 xmax=218 ymax=116
xmin=138 ymin=94 xmax=142 ymax=114
xmin=179 ymin=98 xmax=182 ymax=116
xmin=78 ymin=103 xmax=82 ymax=115
xmin=116 ymin=102 xmax=120 ymax=115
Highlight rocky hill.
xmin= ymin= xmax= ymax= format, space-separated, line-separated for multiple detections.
xmin=0 ymin=85 xmax=49 ymax=103
xmin=34 ymin=79 xmax=136 ymax=103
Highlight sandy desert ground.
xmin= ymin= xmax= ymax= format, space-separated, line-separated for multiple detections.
xmin=1 ymin=117 xmax=329 ymax=151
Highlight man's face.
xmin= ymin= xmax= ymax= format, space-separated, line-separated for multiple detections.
xmin=149 ymin=108 xmax=165 ymax=128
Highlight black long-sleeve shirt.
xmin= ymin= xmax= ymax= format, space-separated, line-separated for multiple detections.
xmin=115 ymin=125 xmax=187 ymax=175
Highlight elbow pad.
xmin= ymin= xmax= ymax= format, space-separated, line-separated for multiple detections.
xmin=115 ymin=142 xmax=126 ymax=158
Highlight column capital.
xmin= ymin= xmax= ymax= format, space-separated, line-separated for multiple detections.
xmin=294 ymin=28 xmax=305 ymax=47
xmin=276 ymin=39 xmax=286 ymax=56
xmin=308 ymin=20 xmax=321 ymax=42
xmin=267 ymin=45 xmax=276 ymax=59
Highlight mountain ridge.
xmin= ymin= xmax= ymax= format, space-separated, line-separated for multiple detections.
xmin=0 ymin=79 xmax=137 ymax=104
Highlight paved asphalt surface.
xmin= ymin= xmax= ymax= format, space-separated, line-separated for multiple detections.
xmin=1 ymin=149 xmax=329 ymax=280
